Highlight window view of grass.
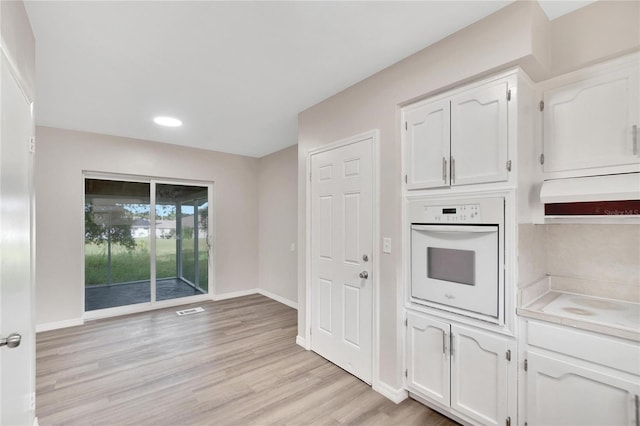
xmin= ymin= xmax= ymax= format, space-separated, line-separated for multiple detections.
xmin=85 ymin=239 xmax=168 ymax=285
xmin=85 ymin=238 xmax=208 ymax=288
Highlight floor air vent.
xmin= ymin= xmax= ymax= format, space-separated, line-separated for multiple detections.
xmin=176 ymin=307 xmax=204 ymax=316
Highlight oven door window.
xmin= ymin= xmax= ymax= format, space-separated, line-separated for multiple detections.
xmin=427 ymin=247 xmax=475 ymax=286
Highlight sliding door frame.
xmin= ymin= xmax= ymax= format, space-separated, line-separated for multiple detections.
xmin=82 ymin=171 xmax=215 ymax=320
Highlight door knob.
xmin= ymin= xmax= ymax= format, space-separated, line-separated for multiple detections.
xmin=0 ymin=333 xmax=21 ymax=349
xmin=359 ymin=271 xmax=368 ymax=279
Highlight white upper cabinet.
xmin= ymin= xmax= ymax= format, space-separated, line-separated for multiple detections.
xmin=403 ymin=73 xmax=514 ymax=190
xmin=405 ymin=99 xmax=451 ymax=189
xmin=451 ymin=80 xmax=509 ymax=186
xmin=542 ymin=54 xmax=640 ymax=178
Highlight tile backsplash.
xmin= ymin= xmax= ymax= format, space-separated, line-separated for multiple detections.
xmin=519 ymin=224 xmax=640 ymax=303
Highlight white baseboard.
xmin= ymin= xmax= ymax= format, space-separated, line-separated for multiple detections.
xmin=212 ymin=289 xmax=258 ymax=301
xmin=257 ymin=289 xmax=298 ymax=310
xmin=36 ymin=318 xmax=84 ymax=333
xmin=374 ymin=381 xmax=408 ymax=404
xmin=296 ymin=335 xmax=307 ymax=348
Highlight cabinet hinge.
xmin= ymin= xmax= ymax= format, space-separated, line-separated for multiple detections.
xmin=405 ymin=121 xmax=408 ymax=131
xmin=309 ymin=172 xmax=312 ymax=182
xmin=539 ymin=153 xmax=545 ymax=165
xmin=404 ymin=174 xmax=408 ymax=184
xmin=506 ymin=160 xmax=512 ymax=172
xmin=404 ymin=318 xmax=408 ymax=327
xmin=507 ymin=89 xmax=512 ymax=101
xmin=405 ymin=369 xmax=408 ymax=378
xmin=506 ymin=349 xmax=511 ymax=362
xmin=524 ymin=358 xmax=528 ymax=372
xmin=539 ymin=100 xmax=544 ymax=111
xmin=29 ymin=137 xmax=36 ymax=154
xmin=506 ymin=416 xmax=511 ymax=426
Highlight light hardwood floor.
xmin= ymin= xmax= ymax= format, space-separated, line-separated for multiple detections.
xmin=36 ymin=295 xmax=458 ymax=425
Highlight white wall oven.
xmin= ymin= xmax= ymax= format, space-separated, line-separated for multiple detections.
xmin=409 ymin=197 xmax=505 ymax=324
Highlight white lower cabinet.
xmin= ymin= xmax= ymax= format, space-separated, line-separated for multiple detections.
xmin=406 ymin=310 xmax=516 ymax=426
xmin=522 ymin=320 xmax=640 ymax=426
xmin=526 ymin=351 xmax=639 ymax=426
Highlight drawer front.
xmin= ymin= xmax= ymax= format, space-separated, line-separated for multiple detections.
xmin=527 ymin=320 xmax=640 ymax=375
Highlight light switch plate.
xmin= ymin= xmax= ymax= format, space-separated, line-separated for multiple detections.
xmin=383 ymin=237 xmax=391 ymax=254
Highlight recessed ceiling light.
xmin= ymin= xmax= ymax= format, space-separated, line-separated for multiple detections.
xmin=153 ymin=116 xmax=182 ymax=127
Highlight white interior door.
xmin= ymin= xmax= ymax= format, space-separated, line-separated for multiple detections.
xmin=0 ymin=55 xmax=35 ymax=425
xmin=310 ymin=137 xmax=373 ymax=384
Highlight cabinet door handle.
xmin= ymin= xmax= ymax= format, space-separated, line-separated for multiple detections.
xmin=450 ymin=333 xmax=454 ymax=358
xmin=633 ymin=125 xmax=638 ymax=156
xmin=442 ymin=157 xmax=447 ymax=183
xmin=635 ymin=394 xmax=639 ymax=426
xmin=451 ymin=157 xmax=456 ymax=184
xmin=442 ymin=332 xmax=446 ymax=355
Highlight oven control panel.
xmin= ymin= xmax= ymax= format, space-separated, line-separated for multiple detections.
xmin=424 ymin=204 xmax=481 ymax=223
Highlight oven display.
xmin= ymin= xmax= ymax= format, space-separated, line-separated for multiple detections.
xmin=424 ymin=203 xmax=480 ymax=222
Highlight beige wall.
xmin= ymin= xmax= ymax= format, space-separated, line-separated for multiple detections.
xmin=0 ymin=0 xmax=36 ymax=99
xmin=35 ymin=126 xmax=260 ymax=326
xmin=258 ymin=145 xmax=298 ymax=306
xmin=297 ymin=0 xmax=640 ymax=390
xmin=549 ymin=0 xmax=640 ymax=76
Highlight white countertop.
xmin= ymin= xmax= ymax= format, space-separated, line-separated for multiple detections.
xmin=518 ymin=291 xmax=640 ymax=342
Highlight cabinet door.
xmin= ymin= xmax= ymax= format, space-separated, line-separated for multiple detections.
xmin=543 ymin=62 xmax=640 ymax=175
xmin=406 ymin=311 xmax=450 ymax=406
xmin=404 ymin=99 xmax=451 ymax=189
xmin=526 ymin=351 xmax=639 ymax=426
xmin=451 ymin=80 xmax=509 ymax=186
xmin=450 ymin=325 xmax=512 ymax=426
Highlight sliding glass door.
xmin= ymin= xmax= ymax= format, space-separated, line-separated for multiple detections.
xmin=155 ymin=184 xmax=209 ymax=302
xmin=84 ymin=177 xmax=212 ymax=312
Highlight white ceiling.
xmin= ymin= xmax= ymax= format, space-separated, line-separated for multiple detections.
xmin=25 ymin=1 xmax=594 ymax=158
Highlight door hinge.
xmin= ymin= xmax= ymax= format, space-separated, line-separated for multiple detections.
xmin=507 ymin=89 xmax=512 ymax=101
xmin=539 ymin=100 xmax=544 ymax=111
xmin=506 ymin=160 xmax=512 ymax=172
xmin=506 ymin=416 xmax=511 ymax=426
xmin=405 ymin=121 xmax=408 ymax=131
xmin=524 ymin=358 xmax=528 ymax=372
xmin=29 ymin=137 xmax=36 ymax=153
xmin=506 ymin=349 xmax=511 ymax=361
xmin=539 ymin=153 xmax=545 ymax=165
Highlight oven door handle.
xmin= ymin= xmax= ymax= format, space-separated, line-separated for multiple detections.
xmin=412 ymin=225 xmax=497 ymax=233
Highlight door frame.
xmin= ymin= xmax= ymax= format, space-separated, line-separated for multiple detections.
xmin=81 ymin=172 xmax=216 ymax=320
xmin=304 ymin=129 xmax=380 ymax=389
